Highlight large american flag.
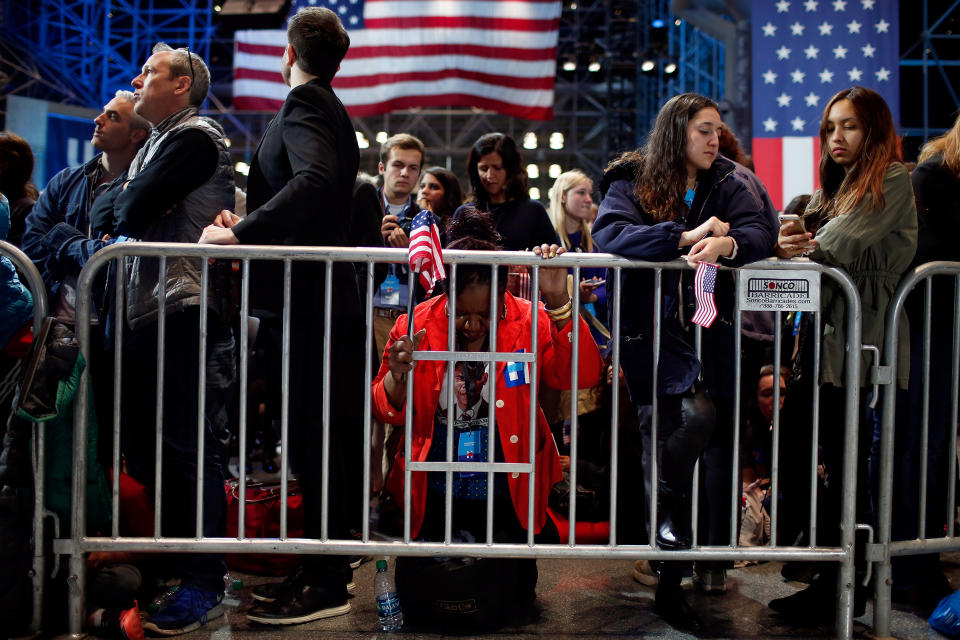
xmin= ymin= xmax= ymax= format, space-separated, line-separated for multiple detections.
xmin=750 ymin=0 xmax=899 ymax=210
xmin=233 ymin=0 xmax=561 ymax=120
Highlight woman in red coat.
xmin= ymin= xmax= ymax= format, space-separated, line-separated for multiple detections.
xmin=372 ymin=210 xmax=603 ymax=616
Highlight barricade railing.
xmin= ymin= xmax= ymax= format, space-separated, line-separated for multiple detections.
xmin=62 ymin=244 xmax=863 ymax=637
xmin=874 ymin=261 xmax=960 ymax=637
xmin=0 ymin=240 xmax=49 ymax=634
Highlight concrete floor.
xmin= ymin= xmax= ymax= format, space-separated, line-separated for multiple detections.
xmin=178 ymin=555 xmax=956 ymax=640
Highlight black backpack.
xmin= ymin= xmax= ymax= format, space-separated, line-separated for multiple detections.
xmin=396 ymin=553 xmax=538 ymax=630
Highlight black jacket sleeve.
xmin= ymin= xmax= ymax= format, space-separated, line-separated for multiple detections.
xmin=100 ymin=128 xmax=218 ymax=237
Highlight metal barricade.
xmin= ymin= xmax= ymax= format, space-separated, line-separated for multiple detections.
xmin=0 ymin=240 xmax=48 ymax=634
xmin=874 ymin=261 xmax=960 ymax=638
xmin=63 ymin=244 xmax=863 ymax=637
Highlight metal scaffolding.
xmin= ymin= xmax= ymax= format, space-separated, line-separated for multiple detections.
xmin=898 ymin=0 xmax=960 ymax=149
xmin=1 ymin=0 xmax=216 ymax=110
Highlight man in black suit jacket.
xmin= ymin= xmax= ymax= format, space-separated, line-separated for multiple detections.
xmin=200 ymin=6 xmax=363 ymax=626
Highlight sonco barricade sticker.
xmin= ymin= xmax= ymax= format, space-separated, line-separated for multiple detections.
xmin=737 ymin=269 xmax=820 ymax=312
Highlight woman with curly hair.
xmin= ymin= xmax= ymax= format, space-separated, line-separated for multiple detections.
xmin=593 ymin=92 xmax=775 ymax=630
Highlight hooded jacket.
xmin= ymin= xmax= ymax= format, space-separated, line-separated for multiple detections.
xmin=592 ymin=153 xmax=776 ymax=404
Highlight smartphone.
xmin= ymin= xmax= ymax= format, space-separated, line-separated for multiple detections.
xmin=583 ymin=278 xmax=605 ymax=287
xmin=778 ymin=213 xmax=806 ymax=231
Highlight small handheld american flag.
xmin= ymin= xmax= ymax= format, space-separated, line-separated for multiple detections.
xmin=407 ymin=209 xmax=446 ymax=296
xmin=691 ymin=261 xmax=719 ymax=329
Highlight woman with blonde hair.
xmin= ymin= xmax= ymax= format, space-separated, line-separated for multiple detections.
xmin=879 ymin=111 xmax=960 ymax=610
xmin=772 ymin=86 xmax=917 ymax=621
xmin=547 ymin=170 xmax=606 ymax=340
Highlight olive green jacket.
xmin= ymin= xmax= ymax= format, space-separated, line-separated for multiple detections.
xmin=808 ymin=162 xmax=917 ymax=389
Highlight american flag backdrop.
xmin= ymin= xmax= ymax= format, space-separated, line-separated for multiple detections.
xmin=750 ymin=0 xmax=900 ymax=210
xmin=233 ymin=0 xmax=561 ymax=120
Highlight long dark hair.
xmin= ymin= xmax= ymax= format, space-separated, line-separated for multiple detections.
xmin=612 ymin=93 xmax=719 ymax=223
xmin=446 ymin=207 xmax=508 ymax=297
xmin=465 ymin=133 xmax=528 ymax=210
xmin=812 ymin=86 xmax=900 ymax=218
xmin=421 ymin=166 xmax=464 ymax=222
xmin=0 ymin=131 xmax=38 ymax=201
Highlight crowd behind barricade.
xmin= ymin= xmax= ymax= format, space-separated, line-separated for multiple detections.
xmin=1 ymin=5 xmax=959 ymax=638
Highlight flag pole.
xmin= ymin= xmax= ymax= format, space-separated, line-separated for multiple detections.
xmin=406 ymin=268 xmax=418 ymax=338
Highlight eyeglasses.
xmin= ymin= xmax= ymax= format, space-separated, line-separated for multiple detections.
xmin=185 ymin=45 xmax=196 ymax=86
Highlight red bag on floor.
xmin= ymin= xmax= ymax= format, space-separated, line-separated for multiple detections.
xmin=224 ymin=478 xmax=304 ymax=575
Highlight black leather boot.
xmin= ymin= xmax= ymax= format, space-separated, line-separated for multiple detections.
xmin=655 ymin=480 xmax=691 ymax=550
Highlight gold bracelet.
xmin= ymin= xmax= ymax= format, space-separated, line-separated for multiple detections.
xmin=545 ymin=298 xmax=573 ymax=318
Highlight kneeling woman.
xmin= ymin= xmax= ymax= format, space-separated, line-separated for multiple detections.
xmin=371 ymin=211 xmax=603 ymax=622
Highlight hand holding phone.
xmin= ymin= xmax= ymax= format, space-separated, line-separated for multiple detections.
xmin=778 ymin=213 xmax=806 ymax=232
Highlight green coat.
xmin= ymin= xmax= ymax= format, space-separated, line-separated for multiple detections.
xmin=808 ymin=162 xmax=917 ymax=389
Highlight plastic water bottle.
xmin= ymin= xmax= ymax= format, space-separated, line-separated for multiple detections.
xmin=223 ymin=575 xmax=244 ymax=608
xmin=146 ymin=585 xmax=182 ymax=615
xmin=374 ymin=559 xmax=403 ymax=631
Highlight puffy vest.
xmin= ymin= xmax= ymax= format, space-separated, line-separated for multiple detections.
xmin=124 ymin=107 xmax=234 ymax=329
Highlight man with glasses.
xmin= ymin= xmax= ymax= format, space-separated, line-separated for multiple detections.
xmin=89 ymin=42 xmax=235 ymax=636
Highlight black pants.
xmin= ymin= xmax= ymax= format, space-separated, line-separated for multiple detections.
xmin=121 ymin=308 xmax=230 ymax=591
xmin=639 ymin=392 xmax=714 ymax=585
xmin=285 ymin=309 xmax=366 ymax=591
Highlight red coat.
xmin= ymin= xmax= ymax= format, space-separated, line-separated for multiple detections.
xmin=372 ymin=293 xmax=604 ymax=538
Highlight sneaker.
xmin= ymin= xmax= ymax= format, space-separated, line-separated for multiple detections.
xmin=632 ymin=559 xmax=658 ymax=587
xmin=247 ymin=584 xmax=350 ymax=625
xmin=253 ymin=568 xmax=355 ymax=602
xmin=694 ymin=567 xmax=727 ymax=594
xmin=251 ymin=568 xmax=303 ymax=603
xmin=141 ymin=586 xmax=224 ymax=636
xmin=88 ymin=603 xmax=145 ymax=640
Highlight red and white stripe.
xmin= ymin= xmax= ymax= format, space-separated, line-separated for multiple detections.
xmin=690 ymin=261 xmax=718 ymax=329
xmin=752 ymin=137 xmax=821 ymax=211
xmin=409 ymin=223 xmax=446 ymax=296
xmin=233 ymin=0 xmax=561 ymax=120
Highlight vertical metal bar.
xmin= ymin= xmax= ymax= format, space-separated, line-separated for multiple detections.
xmin=527 ymin=266 xmax=540 ymax=545
xmin=68 ymin=247 xmax=103 ymax=634
xmin=836 ymin=270 xmax=862 ymax=640
xmin=949 ymin=277 xmax=960 ymax=535
xmin=31 ymin=422 xmax=44 ymax=633
xmin=195 ymin=260 xmax=209 ymax=539
xmin=238 ymin=259 xmax=250 ymax=539
xmin=154 ymin=256 xmax=167 ymax=538
xmin=111 ymin=257 xmax=124 ymax=538
xmin=810 ymin=310 xmax=822 ymax=547
xmin=444 ymin=265 xmax=457 ymax=545
xmin=486 ymin=264 xmax=499 ymax=545
xmin=770 ymin=311 xmax=782 ymax=546
xmin=404 ymin=263 xmax=415 ymax=544
xmin=918 ymin=279 xmax=932 ymax=537
xmin=361 ymin=262 xmax=375 ymax=542
xmin=691 ymin=321 xmax=701 ymax=548
xmin=568 ymin=265 xmax=581 ymax=543
xmin=279 ymin=260 xmax=291 ymax=539
xmin=321 ymin=260 xmax=334 ymax=540
xmin=875 ymin=275 xmax=911 ymax=639
xmin=729 ymin=274 xmax=742 ymax=546
xmin=650 ymin=268 xmax=662 ymax=544
xmin=607 ymin=268 xmax=622 ymax=546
